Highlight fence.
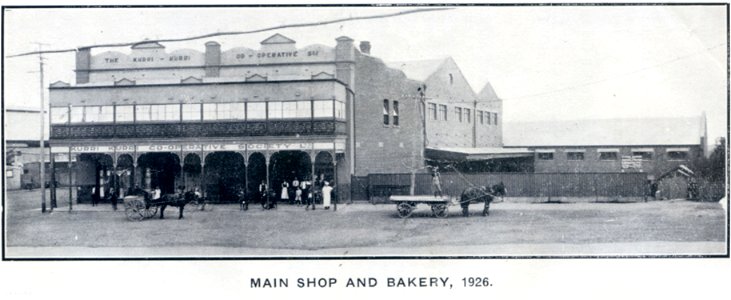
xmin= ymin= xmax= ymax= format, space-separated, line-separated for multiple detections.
xmin=361 ymin=172 xmax=649 ymax=201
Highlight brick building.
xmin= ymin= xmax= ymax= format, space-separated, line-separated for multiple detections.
xmin=48 ymin=33 xmax=503 ymax=202
xmin=503 ymin=116 xmax=708 ymax=177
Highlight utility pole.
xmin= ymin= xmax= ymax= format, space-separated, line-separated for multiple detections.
xmin=33 ymin=42 xmax=49 ymax=213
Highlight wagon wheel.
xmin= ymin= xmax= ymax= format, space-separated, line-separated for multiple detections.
xmin=124 ymin=199 xmax=146 ymax=221
xmin=143 ymin=206 xmax=158 ymax=218
xmin=431 ymin=204 xmax=449 ymax=218
xmin=397 ymin=202 xmax=413 ymax=218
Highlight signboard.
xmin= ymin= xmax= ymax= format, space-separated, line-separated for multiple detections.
xmin=53 ymin=142 xmax=342 ymax=154
xmin=621 ymin=155 xmax=643 ymax=170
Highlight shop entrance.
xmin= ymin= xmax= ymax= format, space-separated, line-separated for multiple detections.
xmin=269 ymin=151 xmax=312 ymax=200
xmin=204 ymin=152 xmax=245 ymax=203
xmin=137 ymin=152 xmax=181 ymax=194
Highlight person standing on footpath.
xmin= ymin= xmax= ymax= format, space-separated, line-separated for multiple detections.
xmin=322 ymin=181 xmax=333 ymax=210
xmin=280 ymin=181 xmax=289 ymax=205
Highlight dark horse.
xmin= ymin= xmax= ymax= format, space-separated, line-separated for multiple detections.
xmin=459 ymin=182 xmax=507 ymax=217
xmin=156 ymin=191 xmax=199 ymax=219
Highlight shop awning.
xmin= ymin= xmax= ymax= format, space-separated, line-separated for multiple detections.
xmin=425 ymin=147 xmax=534 ymax=161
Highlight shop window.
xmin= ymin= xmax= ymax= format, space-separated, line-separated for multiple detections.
xmin=428 ymin=103 xmax=437 ymax=120
xmin=51 ymin=107 xmax=69 ymax=124
xmin=632 ymin=151 xmax=653 ymax=160
xmin=537 ymin=152 xmax=554 ymax=160
xmin=382 ymin=99 xmax=389 ymax=125
xmin=392 ymin=101 xmax=399 ymax=126
xmin=182 ymin=104 xmax=201 ymax=121
xmin=247 ymin=102 xmax=266 ymax=120
xmin=115 ymin=105 xmax=134 ymax=122
xmin=455 ymin=107 xmax=462 ymax=122
xmin=667 ymin=151 xmax=688 ymax=160
xmin=314 ymin=100 xmax=334 ymax=118
xmin=70 ymin=106 xmax=84 ymax=123
xmin=566 ymin=152 xmax=585 ymax=160
xmin=438 ymin=104 xmax=447 ymax=121
xmin=599 ymin=151 xmax=618 ymax=160
xmin=464 ymin=108 xmax=471 ymax=123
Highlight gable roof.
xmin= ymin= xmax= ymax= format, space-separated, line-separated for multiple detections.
xmin=504 ymin=116 xmax=706 ymax=147
xmin=384 ymin=57 xmax=448 ymax=82
xmin=478 ymin=82 xmax=500 ymax=101
xmin=131 ymin=40 xmax=165 ymax=49
xmin=261 ymin=33 xmax=296 ymax=45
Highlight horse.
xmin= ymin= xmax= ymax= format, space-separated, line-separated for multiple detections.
xmin=459 ymin=182 xmax=507 ymax=217
xmin=157 ymin=191 xmax=198 ymax=219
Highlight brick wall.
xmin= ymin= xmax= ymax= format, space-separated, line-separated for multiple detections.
xmin=352 ymin=53 xmax=424 ymax=176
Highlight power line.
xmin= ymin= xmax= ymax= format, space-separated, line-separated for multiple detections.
xmin=6 ymin=7 xmax=453 ymax=58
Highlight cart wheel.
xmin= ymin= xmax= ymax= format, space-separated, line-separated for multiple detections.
xmin=397 ymin=202 xmax=413 ymax=218
xmin=125 ymin=199 xmax=145 ymax=221
xmin=431 ymin=204 xmax=449 ymax=218
xmin=144 ymin=206 xmax=158 ymax=218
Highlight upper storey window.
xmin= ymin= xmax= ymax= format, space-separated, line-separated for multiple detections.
xmin=392 ymin=101 xmax=399 ymax=126
xmin=383 ymin=99 xmax=390 ymax=125
xmin=136 ymin=104 xmax=180 ymax=122
xmin=51 ymin=107 xmax=69 ymax=124
xmin=204 ymin=103 xmax=245 ymax=121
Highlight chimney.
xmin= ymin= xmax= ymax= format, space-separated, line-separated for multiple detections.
xmin=204 ymin=41 xmax=221 ymax=77
xmin=75 ymin=47 xmax=91 ymax=84
xmin=335 ymin=36 xmax=355 ymax=87
xmin=359 ymin=41 xmax=371 ymax=55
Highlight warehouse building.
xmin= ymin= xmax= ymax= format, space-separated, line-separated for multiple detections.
xmin=503 ymin=115 xmax=708 ymax=177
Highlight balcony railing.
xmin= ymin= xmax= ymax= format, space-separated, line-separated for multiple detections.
xmin=51 ymin=119 xmax=346 ymax=140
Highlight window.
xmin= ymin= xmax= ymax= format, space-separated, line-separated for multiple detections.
xmin=70 ymin=106 xmax=84 ymax=123
xmin=486 ymin=111 xmax=491 ymax=125
xmin=455 ymin=107 xmax=462 ymax=122
xmin=438 ymin=104 xmax=447 ymax=121
xmin=135 ymin=105 xmax=150 ymax=122
xmin=51 ymin=107 xmax=69 ymax=124
xmin=281 ymin=101 xmax=297 ymax=119
xmin=566 ymin=152 xmax=585 ymax=160
xmin=464 ymin=108 xmax=471 ymax=123
xmin=449 ymin=73 xmax=454 ymax=85
xmin=247 ymin=102 xmax=266 ymax=120
xmin=182 ymin=104 xmax=201 ymax=121
xmin=428 ymin=103 xmax=437 ymax=120
xmin=392 ymin=101 xmax=399 ymax=126
xmin=599 ymin=151 xmax=618 ymax=160
xmin=297 ymin=101 xmax=312 ymax=119
xmin=494 ymin=112 xmax=498 ymax=125
xmin=99 ymin=106 xmax=114 ymax=122
xmin=137 ymin=104 xmax=179 ymax=122
xmin=667 ymin=151 xmax=688 ymax=160
xmin=268 ymin=101 xmax=283 ymax=119
xmin=382 ymin=99 xmax=389 ymax=125
xmin=477 ymin=110 xmax=483 ymax=124
xmin=537 ymin=152 xmax=554 ymax=160
xmin=335 ymin=101 xmax=345 ymax=120
xmin=632 ymin=151 xmax=653 ymax=160
xmin=116 ymin=105 xmax=134 ymax=122
xmin=314 ymin=100 xmax=333 ymax=118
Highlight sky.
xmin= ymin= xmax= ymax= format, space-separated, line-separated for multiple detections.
xmin=2 ymin=5 xmax=728 ymax=145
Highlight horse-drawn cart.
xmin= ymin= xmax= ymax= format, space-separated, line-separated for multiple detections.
xmin=124 ymin=192 xmax=197 ymax=221
xmin=389 ymin=195 xmax=453 ymax=218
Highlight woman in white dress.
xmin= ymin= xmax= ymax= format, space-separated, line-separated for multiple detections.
xmin=280 ymin=181 xmax=289 ymax=204
xmin=322 ymin=181 xmax=333 ymax=210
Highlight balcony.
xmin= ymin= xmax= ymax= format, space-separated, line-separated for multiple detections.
xmin=50 ymin=119 xmax=347 ymax=140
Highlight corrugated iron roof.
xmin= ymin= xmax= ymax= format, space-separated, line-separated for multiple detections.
xmin=504 ymin=116 xmax=706 ymax=147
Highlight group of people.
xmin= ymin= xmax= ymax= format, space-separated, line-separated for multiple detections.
xmin=256 ymin=174 xmax=336 ymax=211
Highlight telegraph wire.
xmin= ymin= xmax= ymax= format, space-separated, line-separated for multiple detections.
xmin=6 ymin=7 xmax=453 ymax=58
